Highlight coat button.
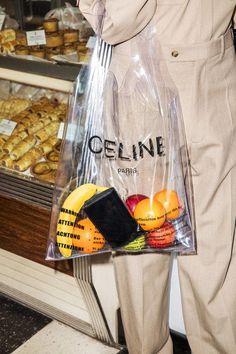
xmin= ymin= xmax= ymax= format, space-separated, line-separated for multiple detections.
xmin=171 ymin=50 xmax=179 ymax=57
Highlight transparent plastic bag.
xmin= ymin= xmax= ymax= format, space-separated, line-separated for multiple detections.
xmin=45 ymin=2 xmax=84 ymax=30
xmin=0 ymin=6 xmax=19 ymax=30
xmin=46 ymin=5 xmax=195 ymax=260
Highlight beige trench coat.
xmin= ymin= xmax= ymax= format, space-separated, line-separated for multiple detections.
xmin=80 ymin=1 xmax=236 ymax=353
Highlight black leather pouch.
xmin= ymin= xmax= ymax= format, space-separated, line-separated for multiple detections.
xmin=83 ymin=188 xmax=138 ymax=247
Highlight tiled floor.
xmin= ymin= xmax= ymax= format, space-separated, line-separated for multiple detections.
xmin=12 ymin=321 xmax=118 ymax=354
xmin=0 ymin=294 xmax=191 ymax=354
xmin=0 ymin=295 xmax=52 ymax=354
xmin=0 ymin=294 xmax=120 ymax=354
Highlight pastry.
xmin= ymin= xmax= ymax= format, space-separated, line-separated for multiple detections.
xmin=15 ymin=45 xmax=29 ymax=55
xmin=12 ymin=114 xmax=27 ymax=125
xmin=34 ymin=111 xmax=47 ymax=119
xmin=37 ymin=169 xmax=57 ymax=184
xmin=10 ymin=135 xmax=37 ymax=160
xmin=46 ymin=150 xmax=59 ymax=162
xmin=47 ymin=136 xmax=60 ymax=146
xmin=62 ymin=45 xmax=76 ymax=55
xmin=46 ymin=113 xmax=60 ymax=122
xmin=63 ymin=29 xmax=78 ymax=44
xmin=31 ymin=161 xmax=58 ymax=184
xmin=32 ymin=161 xmax=51 ymax=175
xmin=0 ymin=155 xmax=14 ymax=168
xmin=38 ymin=97 xmax=51 ymax=105
xmin=38 ymin=136 xmax=59 ymax=154
xmin=7 ymin=99 xmax=31 ymax=117
xmin=0 ymin=134 xmax=8 ymax=145
xmin=38 ymin=117 xmax=52 ymax=127
xmin=45 ymin=47 xmax=61 ymax=60
xmin=54 ymin=140 xmax=61 ymax=153
xmin=48 ymin=161 xmax=58 ymax=170
xmin=45 ymin=33 xmax=63 ymax=48
xmin=29 ymin=46 xmax=45 ymax=59
xmin=43 ymin=18 xmax=59 ymax=33
xmin=35 ymin=122 xmax=60 ymax=143
xmin=14 ymin=117 xmax=32 ymax=132
xmin=0 ymin=41 xmax=15 ymax=54
xmin=77 ymin=43 xmax=89 ymax=62
xmin=2 ymin=131 xmax=28 ymax=154
xmin=1 ymin=29 xmax=16 ymax=43
xmin=27 ymin=121 xmax=44 ymax=135
xmin=0 ymin=98 xmax=31 ymax=117
xmin=14 ymin=147 xmax=43 ymax=172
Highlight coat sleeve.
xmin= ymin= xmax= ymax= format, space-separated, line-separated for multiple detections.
xmin=79 ymin=0 xmax=157 ymax=45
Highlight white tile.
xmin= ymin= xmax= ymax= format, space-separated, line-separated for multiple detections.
xmin=12 ymin=321 xmax=119 ymax=354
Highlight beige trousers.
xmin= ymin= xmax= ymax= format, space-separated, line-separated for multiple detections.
xmin=113 ymin=30 xmax=236 ymax=354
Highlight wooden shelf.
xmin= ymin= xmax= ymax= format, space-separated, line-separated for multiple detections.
xmin=0 ymin=194 xmax=73 ymax=276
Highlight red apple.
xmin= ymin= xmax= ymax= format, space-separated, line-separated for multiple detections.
xmin=125 ymin=194 xmax=148 ymax=214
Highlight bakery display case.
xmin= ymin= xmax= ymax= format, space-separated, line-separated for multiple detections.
xmin=0 ymin=62 xmax=120 ymax=348
xmin=0 ymin=2 xmax=121 ymax=348
xmin=0 ymin=89 xmax=66 ymax=185
xmin=0 ymin=0 xmax=93 ymax=64
xmin=0 ymin=58 xmax=74 ymax=256
xmin=0 ymin=61 xmax=76 ymax=274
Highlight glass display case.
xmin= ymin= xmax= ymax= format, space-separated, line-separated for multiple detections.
xmin=1 ymin=1 xmax=77 ymax=30
xmin=0 ymin=0 xmax=93 ymax=209
xmin=0 ymin=59 xmax=76 ymax=285
xmin=0 ymin=0 xmax=93 ymax=64
xmin=0 ymin=2 xmax=121 ymax=348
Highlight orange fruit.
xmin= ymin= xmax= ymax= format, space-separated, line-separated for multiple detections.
xmin=72 ymin=218 xmax=105 ymax=254
xmin=147 ymin=222 xmax=176 ymax=248
xmin=133 ymin=198 xmax=166 ymax=231
xmin=154 ymin=189 xmax=182 ymax=221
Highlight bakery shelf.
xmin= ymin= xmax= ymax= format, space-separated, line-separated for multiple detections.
xmin=0 ymin=55 xmax=81 ymax=82
xmin=0 ymin=194 xmax=73 ymax=275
